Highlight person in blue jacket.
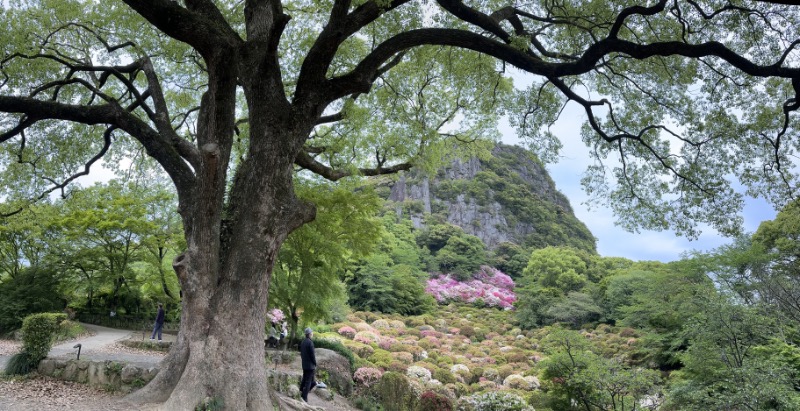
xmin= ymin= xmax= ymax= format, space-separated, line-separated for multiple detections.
xmin=150 ymin=303 xmax=165 ymax=342
xmin=299 ymin=327 xmax=316 ymax=402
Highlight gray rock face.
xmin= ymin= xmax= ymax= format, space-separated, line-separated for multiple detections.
xmin=389 ymin=144 xmax=589 ymax=249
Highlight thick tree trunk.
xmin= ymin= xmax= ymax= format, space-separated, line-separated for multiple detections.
xmin=126 ymin=115 xmax=315 ymax=411
xmin=123 ymin=11 xmax=319 ymax=404
xmin=127 ymin=247 xmax=277 ymax=410
xmin=127 ymin=201 xmax=310 ymax=409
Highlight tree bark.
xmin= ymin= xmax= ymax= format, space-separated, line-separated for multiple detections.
xmin=122 ymin=39 xmax=318 ymax=406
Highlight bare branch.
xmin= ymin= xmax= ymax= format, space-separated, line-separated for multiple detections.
xmin=316 ymin=112 xmax=344 ymax=125
xmin=141 ymin=57 xmax=201 ymax=170
xmin=1 ymin=126 xmax=115 ymax=218
xmin=294 ymin=0 xmax=411 ymax=106
xmin=121 ymin=0 xmax=242 ymax=56
xmin=294 ymin=150 xmax=412 ymax=181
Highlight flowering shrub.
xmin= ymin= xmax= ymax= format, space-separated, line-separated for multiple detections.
xmin=425 ymin=336 xmax=441 ymax=347
xmin=372 ymin=319 xmax=391 ymax=329
xmin=354 ymin=322 xmax=373 ymax=331
xmin=426 ymin=267 xmax=516 ymax=309
xmin=355 ymin=330 xmax=380 ymax=345
xmin=450 ymin=364 xmax=470 ymax=376
xmin=418 ymin=391 xmax=454 ymax=411
xmin=354 ymin=367 xmax=384 ymax=387
xmin=503 ymin=374 xmax=537 ymax=390
xmin=457 ymin=391 xmax=534 ymax=411
xmin=420 ymin=330 xmax=443 ymax=338
xmin=338 ymin=326 xmax=357 ymax=339
xmin=267 ymin=308 xmax=285 ymax=323
xmin=392 ymin=351 xmax=414 ymax=364
xmin=406 ymin=365 xmax=433 ymax=382
xmin=474 ymin=266 xmax=515 ymax=290
xmin=379 ymin=336 xmax=398 ymax=350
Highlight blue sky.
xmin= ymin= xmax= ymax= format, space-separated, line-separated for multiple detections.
xmin=501 ymin=103 xmax=776 ymax=263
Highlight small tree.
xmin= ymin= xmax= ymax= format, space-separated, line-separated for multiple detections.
xmin=270 ymin=181 xmax=382 ymax=339
xmin=0 ymin=266 xmax=64 ymax=335
xmin=666 ymin=294 xmax=800 ymax=410
xmin=541 ymin=328 xmax=662 ymax=411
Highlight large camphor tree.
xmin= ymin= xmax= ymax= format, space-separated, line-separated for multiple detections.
xmin=2 ymin=0 xmax=800 ymax=409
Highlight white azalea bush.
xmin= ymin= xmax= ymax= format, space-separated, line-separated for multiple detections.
xmin=457 ymin=391 xmax=534 ymax=411
xmin=406 ymin=365 xmax=433 ymax=382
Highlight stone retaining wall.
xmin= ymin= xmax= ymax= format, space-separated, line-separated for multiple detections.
xmin=37 ymin=358 xmax=159 ymax=393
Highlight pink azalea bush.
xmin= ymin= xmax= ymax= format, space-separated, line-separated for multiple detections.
xmin=267 ymin=308 xmax=285 ymax=323
xmin=379 ymin=336 xmax=398 ymax=350
xmin=354 ymin=330 xmax=379 ymax=345
xmin=338 ymin=326 xmax=357 ymax=339
xmin=426 ymin=266 xmax=516 ymax=309
xmin=474 ymin=266 xmax=515 ymax=290
xmin=354 ymin=367 xmax=383 ymax=387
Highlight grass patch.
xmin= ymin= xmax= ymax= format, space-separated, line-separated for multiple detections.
xmin=54 ymin=320 xmax=90 ymax=343
xmin=119 ymin=339 xmax=171 ymax=352
xmin=4 ymin=352 xmax=38 ymax=375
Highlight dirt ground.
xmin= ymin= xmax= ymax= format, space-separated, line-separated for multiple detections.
xmin=0 ymin=374 xmax=141 ymax=411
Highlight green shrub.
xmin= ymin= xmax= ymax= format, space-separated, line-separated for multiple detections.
xmin=369 ymin=349 xmax=395 ymax=369
xmin=469 ymin=367 xmax=484 ymax=384
xmin=354 ymin=394 xmax=384 ymax=411
xmin=497 ymin=364 xmax=515 ymax=380
xmin=376 ymin=371 xmax=417 ymax=411
xmin=354 ymin=357 xmax=378 ymax=370
xmin=433 ymin=368 xmax=456 ymax=385
xmin=417 ymin=390 xmax=453 ymax=411
xmin=21 ymin=312 xmax=67 ymax=363
xmin=3 ymin=352 xmax=38 ymax=375
xmin=459 ymin=325 xmax=475 ymax=339
xmin=0 ymin=267 xmax=64 ymax=336
xmin=54 ymin=320 xmax=89 ymax=343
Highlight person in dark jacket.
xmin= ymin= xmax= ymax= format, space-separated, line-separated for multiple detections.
xmin=299 ymin=327 xmax=316 ymax=402
xmin=150 ymin=303 xmax=165 ymax=342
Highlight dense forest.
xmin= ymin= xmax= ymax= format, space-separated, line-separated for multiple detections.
xmin=1 ymin=146 xmax=798 ymax=410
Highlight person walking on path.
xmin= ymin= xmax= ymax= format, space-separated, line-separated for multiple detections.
xmin=299 ymin=327 xmax=316 ymax=403
xmin=150 ymin=303 xmax=165 ymax=342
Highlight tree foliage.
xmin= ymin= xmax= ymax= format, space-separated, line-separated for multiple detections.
xmin=540 ymin=328 xmax=662 ymax=411
xmin=270 ymin=180 xmax=382 ymax=336
xmin=0 ymin=266 xmax=64 ymax=335
xmin=348 ymin=254 xmax=436 ymax=315
xmin=666 ymin=294 xmax=800 ymax=410
xmin=751 ymin=201 xmax=800 ymax=322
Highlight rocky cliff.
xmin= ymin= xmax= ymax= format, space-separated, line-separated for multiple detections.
xmin=387 ymin=144 xmax=596 ymax=252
